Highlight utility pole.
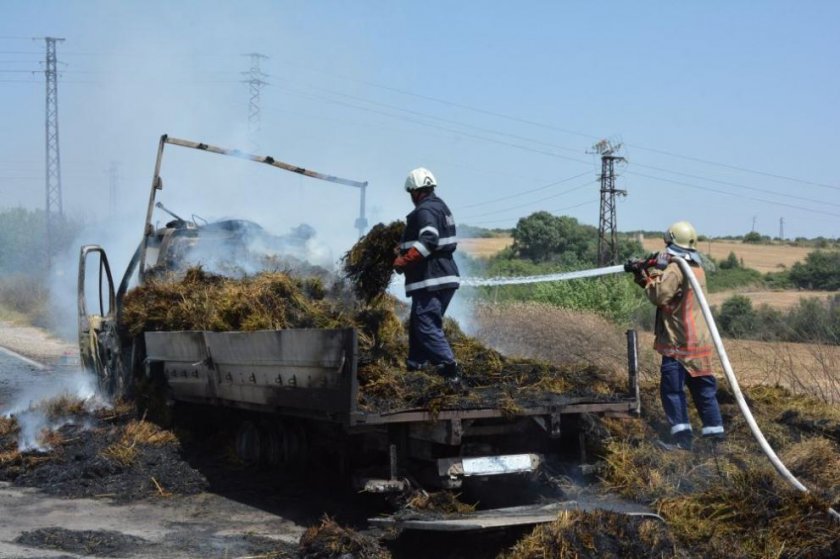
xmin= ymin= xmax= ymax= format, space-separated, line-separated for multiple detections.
xmin=592 ymin=140 xmax=626 ymax=265
xmin=779 ymin=217 xmax=784 ymax=241
xmin=242 ymin=53 xmax=269 ymax=151
xmin=108 ymin=161 xmax=120 ymax=217
xmin=41 ymin=36 xmax=65 ymax=267
xmin=751 ymin=216 xmax=757 ymax=232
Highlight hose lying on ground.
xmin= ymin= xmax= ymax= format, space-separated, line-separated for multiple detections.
xmin=673 ymin=257 xmax=840 ymax=521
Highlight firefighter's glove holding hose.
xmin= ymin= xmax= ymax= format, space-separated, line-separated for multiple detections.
xmin=394 ymin=247 xmax=423 ymax=275
xmin=624 ymin=256 xmax=654 ymax=287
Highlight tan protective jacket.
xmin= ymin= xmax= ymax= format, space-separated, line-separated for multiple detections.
xmin=643 ymin=260 xmax=713 ymax=377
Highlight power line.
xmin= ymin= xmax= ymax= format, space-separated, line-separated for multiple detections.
xmin=461 ymin=180 xmax=596 ymax=220
xmin=456 ymin=171 xmax=592 ymax=210
xmin=270 ymin=57 xmax=835 ymax=191
xmin=275 ymin=85 xmax=838 ymax=222
xmin=632 ymin=161 xmax=840 ymax=201
xmin=467 ymin=200 xmax=599 ymax=226
xmin=279 ymin=85 xmax=594 ymax=166
xmin=629 ymin=171 xmax=840 ymax=219
xmin=286 ymin=82 xmax=840 ymax=203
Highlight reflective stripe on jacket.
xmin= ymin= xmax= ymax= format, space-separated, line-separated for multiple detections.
xmin=399 ymin=193 xmax=460 ymax=296
xmin=644 ymin=260 xmax=713 ymax=377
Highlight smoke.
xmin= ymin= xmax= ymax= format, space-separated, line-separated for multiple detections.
xmin=2 ymin=369 xmax=107 ymax=452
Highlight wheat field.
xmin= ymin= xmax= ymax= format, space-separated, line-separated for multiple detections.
xmin=460 ymin=236 xmax=815 ymax=273
xmin=472 ymin=302 xmax=840 ymax=402
xmin=642 ymin=237 xmax=813 ymax=273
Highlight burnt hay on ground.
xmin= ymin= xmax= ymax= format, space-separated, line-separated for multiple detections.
xmin=299 ymin=516 xmax=390 ymax=559
xmin=0 ymin=400 xmax=207 ymax=501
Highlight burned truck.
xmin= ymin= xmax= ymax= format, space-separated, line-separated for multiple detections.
xmin=78 ymin=135 xmax=641 ymax=499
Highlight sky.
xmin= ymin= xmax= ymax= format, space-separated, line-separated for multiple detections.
xmin=1 ymin=0 xmax=838 ymax=266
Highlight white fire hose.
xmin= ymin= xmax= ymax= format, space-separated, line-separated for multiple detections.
xmin=672 ymin=258 xmax=840 ymax=521
xmin=464 ymin=258 xmax=840 ymax=520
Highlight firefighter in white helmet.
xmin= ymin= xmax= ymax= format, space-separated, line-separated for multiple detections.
xmin=393 ymin=168 xmax=462 ymax=385
xmin=628 ymin=221 xmax=724 ymax=450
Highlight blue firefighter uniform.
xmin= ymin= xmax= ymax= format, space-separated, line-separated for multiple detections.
xmin=397 ymin=193 xmax=460 ymax=370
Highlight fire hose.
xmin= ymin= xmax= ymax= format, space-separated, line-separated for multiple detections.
xmin=463 ymin=258 xmax=840 ymax=521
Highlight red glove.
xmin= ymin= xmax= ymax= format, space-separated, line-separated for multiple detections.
xmin=394 ymin=247 xmax=424 ymax=274
xmin=633 ymin=268 xmax=650 ymax=287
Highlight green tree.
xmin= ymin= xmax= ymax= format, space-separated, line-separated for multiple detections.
xmin=718 ymin=251 xmax=741 ymax=270
xmin=716 ymin=295 xmax=757 ymax=338
xmin=511 ymin=212 xmax=596 ymax=263
xmin=789 ymin=250 xmax=840 ymax=290
xmin=743 ymin=231 xmax=763 ymax=244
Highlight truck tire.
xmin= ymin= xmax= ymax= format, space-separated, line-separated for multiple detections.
xmin=235 ymin=421 xmax=262 ymax=465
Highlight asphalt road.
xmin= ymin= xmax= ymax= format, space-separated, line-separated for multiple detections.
xmin=0 ymin=349 xmax=50 ymax=412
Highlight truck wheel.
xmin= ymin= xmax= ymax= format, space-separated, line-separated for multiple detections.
xmin=258 ymin=421 xmax=308 ymax=472
xmin=288 ymin=422 xmax=309 ymax=472
xmin=235 ymin=421 xmax=262 ymax=465
xmin=259 ymin=422 xmax=285 ymax=468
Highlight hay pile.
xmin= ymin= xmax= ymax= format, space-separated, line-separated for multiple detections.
xmin=400 ymin=489 xmax=476 ymax=515
xmin=592 ymin=383 xmax=840 ymax=558
xmin=500 ymin=509 xmax=679 ymax=559
xmin=299 ymin=516 xmax=390 ymax=559
xmin=342 ymin=220 xmax=405 ymax=302
xmin=120 ymin=264 xmax=626 ymax=413
xmin=122 ymin=267 xmax=342 ymax=337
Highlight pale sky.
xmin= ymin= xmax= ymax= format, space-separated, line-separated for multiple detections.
xmin=1 ymin=0 xmax=838 ymax=260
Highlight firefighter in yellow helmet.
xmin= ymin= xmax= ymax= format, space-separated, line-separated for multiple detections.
xmin=628 ymin=221 xmax=724 ymax=450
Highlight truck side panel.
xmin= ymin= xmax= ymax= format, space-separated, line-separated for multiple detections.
xmin=145 ymin=328 xmax=357 ymax=415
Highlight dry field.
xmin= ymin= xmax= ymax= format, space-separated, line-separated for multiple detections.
xmin=458 ymin=237 xmax=513 ymax=258
xmin=643 ymin=237 xmax=813 ymax=273
xmin=460 ymin=236 xmax=817 ymax=274
xmin=707 ymin=289 xmax=836 ymax=310
xmin=473 ymin=301 xmax=840 ymax=403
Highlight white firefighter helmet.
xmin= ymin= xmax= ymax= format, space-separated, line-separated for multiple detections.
xmin=404 ymin=167 xmax=437 ymax=191
xmin=664 ymin=221 xmax=698 ymax=250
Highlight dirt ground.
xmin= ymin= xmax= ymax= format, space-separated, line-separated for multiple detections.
xmin=0 ymin=324 xmax=312 ymax=559
xmin=0 ymin=319 xmax=77 ymax=366
xmin=0 ymin=483 xmax=302 ymax=558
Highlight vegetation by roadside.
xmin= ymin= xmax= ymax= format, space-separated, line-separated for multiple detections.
xmin=0 ymin=208 xmax=81 ymax=329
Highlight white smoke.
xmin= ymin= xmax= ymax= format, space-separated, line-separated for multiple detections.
xmin=2 ymin=369 xmax=108 ymax=452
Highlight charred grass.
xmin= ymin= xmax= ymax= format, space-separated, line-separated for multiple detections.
xmin=299 ymin=516 xmax=391 ymax=559
xmin=471 ymin=303 xmax=840 ymax=557
xmin=591 ymin=383 xmax=840 ymax=558
xmin=0 ymin=395 xmax=206 ymax=501
xmin=500 ymin=509 xmax=680 ymax=559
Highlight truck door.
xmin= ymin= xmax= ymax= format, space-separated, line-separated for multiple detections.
xmin=78 ymin=245 xmax=124 ymax=397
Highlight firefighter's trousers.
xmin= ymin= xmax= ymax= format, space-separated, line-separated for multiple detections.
xmin=407 ymin=288 xmax=456 ymax=369
xmin=660 ymin=356 xmax=724 ymax=437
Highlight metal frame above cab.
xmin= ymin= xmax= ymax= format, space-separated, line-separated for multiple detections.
xmin=138 ymin=134 xmax=369 ymax=281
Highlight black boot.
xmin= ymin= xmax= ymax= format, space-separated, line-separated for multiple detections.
xmin=437 ymin=361 xmax=464 ymax=389
xmin=656 ymin=430 xmax=693 ymax=451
